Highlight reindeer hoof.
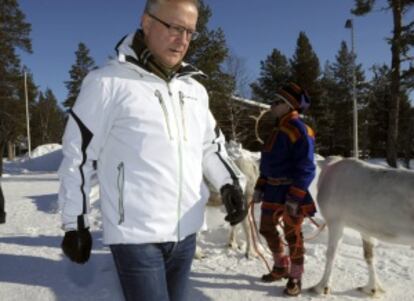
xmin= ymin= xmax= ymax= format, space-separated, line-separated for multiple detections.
xmin=357 ymin=285 xmax=385 ymax=297
xmin=194 ymin=247 xmax=206 ymax=260
xmin=244 ymin=251 xmax=256 ymax=259
xmin=228 ymin=242 xmax=239 ymax=250
xmin=308 ymin=285 xmax=330 ymax=295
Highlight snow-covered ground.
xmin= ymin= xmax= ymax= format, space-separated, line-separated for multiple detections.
xmin=1 ymin=144 xmax=413 ymax=301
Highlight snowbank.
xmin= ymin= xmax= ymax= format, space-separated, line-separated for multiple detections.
xmin=1 ymin=146 xmax=414 ymax=300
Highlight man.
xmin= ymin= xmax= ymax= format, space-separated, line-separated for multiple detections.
xmin=58 ymin=1 xmax=247 ymax=300
xmin=253 ymin=82 xmax=316 ymax=296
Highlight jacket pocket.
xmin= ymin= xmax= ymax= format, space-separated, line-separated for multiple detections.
xmin=178 ymin=91 xmax=188 ymax=141
xmin=154 ymin=90 xmax=173 ymax=140
xmin=117 ymin=162 xmax=125 ymax=225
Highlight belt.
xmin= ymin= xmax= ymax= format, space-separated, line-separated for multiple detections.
xmin=266 ymin=177 xmax=292 ymax=186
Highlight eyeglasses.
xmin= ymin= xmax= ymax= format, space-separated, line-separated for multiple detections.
xmin=147 ymin=13 xmax=199 ymax=41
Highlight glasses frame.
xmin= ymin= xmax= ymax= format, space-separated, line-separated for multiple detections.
xmin=147 ymin=13 xmax=199 ymax=41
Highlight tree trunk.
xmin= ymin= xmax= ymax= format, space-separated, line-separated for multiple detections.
xmin=386 ymin=0 xmax=402 ymax=168
xmin=0 ymin=141 xmax=4 ymax=177
xmin=7 ymin=141 xmax=15 ymax=161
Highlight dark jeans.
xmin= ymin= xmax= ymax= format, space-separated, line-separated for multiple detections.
xmin=110 ymin=233 xmax=196 ymax=301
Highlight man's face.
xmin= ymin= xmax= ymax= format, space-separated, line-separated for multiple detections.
xmin=142 ymin=1 xmax=198 ymax=68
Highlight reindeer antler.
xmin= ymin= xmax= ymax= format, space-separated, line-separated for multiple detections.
xmin=249 ymin=109 xmax=270 ymax=144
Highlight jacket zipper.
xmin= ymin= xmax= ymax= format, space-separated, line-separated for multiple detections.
xmin=117 ymin=162 xmax=125 ymax=225
xmin=178 ymin=91 xmax=188 ymax=141
xmin=154 ymin=90 xmax=173 ymax=140
xmin=167 ymin=84 xmax=183 ymax=240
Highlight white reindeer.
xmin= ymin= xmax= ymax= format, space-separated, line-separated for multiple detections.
xmin=196 ymin=141 xmax=259 ymax=259
xmin=311 ymin=157 xmax=414 ymax=296
xmin=226 ymin=141 xmax=260 ymax=258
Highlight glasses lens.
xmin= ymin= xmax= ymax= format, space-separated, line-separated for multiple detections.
xmin=169 ymin=25 xmax=198 ymax=41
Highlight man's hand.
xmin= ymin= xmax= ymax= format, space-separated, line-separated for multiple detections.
xmin=220 ymin=184 xmax=248 ymax=226
xmin=61 ymin=228 xmax=92 ymax=264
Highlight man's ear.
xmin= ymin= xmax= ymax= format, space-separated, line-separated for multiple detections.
xmin=141 ymin=14 xmax=151 ymax=34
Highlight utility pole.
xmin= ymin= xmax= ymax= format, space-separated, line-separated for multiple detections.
xmin=24 ymin=71 xmax=32 ymax=157
xmin=345 ymin=19 xmax=359 ymax=158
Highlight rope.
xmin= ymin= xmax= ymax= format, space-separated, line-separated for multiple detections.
xmin=248 ymin=201 xmax=326 ymax=273
xmin=273 ymin=208 xmax=326 ymax=244
xmin=304 ymin=217 xmax=326 ymax=241
xmin=247 ymin=201 xmax=272 ymax=272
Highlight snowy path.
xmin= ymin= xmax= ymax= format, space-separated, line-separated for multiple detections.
xmin=1 ymin=172 xmax=414 ymax=300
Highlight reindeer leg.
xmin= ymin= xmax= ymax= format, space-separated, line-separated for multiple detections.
xmin=194 ymin=244 xmax=206 ymax=259
xmin=228 ymin=225 xmax=239 ymax=250
xmin=241 ymin=214 xmax=257 ymax=258
xmin=309 ymin=222 xmax=344 ymax=295
xmin=194 ymin=233 xmax=206 ymax=259
xmin=357 ymin=235 xmax=385 ymax=296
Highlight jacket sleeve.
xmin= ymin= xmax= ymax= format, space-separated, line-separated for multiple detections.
xmin=202 ymin=110 xmax=246 ymax=192
xmin=286 ymin=126 xmax=316 ymax=202
xmin=58 ymin=73 xmax=113 ymax=231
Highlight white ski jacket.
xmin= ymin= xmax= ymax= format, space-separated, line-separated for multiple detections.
xmin=58 ymin=33 xmax=244 ymax=244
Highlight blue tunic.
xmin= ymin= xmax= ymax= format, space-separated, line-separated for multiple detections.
xmin=256 ymin=111 xmax=317 ymax=216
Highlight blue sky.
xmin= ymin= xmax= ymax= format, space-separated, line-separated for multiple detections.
xmin=18 ymin=0 xmax=410 ymax=104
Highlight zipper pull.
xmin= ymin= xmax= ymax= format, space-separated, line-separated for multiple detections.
xmin=178 ymin=91 xmax=188 ymax=141
xmin=154 ymin=90 xmax=174 ymax=140
xmin=167 ymin=84 xmax=173 ymax=96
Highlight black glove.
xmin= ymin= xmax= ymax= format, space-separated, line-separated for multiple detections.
xmin=61 ymin=228 xmax=92 ymax=264
xmin=220 ymin=184 xmax=248 ymax=226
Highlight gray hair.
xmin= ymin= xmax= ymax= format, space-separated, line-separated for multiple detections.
xmin=144 ymin=0 xmax=200 ymax=14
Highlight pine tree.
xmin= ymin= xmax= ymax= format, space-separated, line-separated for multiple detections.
xmin=31 ymin=89 xmax=65 ymax=148
xmin=353 ymin=0 xmax=414 ymax=166
xmin=185 ymin=1 xmax=236 ymax=140
xmin=365 ymin=65 xmax=390 ymax=157
xmin=290 ymin=32 xmax=322 ymax=133
xmin=63 ymin=42 xmax=96 ymax=109
xmin=321 ymin=41 xmax=366 ymax=157
xmin=398 ymin=94 xmax=413 ymax=167
xmin=290 ymin=32 xmax=321 ymax=89
xmin=0 ymin=0 xmax=32 ymax=174
xmin=250 ymin=49 xmax=291 ymax=102
xmin=318 ymin=62 xmax=338 ymax=155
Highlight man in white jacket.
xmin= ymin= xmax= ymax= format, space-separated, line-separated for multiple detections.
xmin=58 ymin=0 xmax=246 ymax=300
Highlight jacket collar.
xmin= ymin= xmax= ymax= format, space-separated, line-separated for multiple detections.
xmin=115 ymin=30 xmax=206 ymax=82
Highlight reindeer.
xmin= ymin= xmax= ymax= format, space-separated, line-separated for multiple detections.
xmin=310 ymin=157 xmax=414 ymax=296
xmin=195 ymin=104 xmax=269 ymax=259
xmin=195 ymin=141 xmax=260 ymax=259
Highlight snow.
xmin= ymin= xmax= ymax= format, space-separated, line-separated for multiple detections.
xmin=1 ymin=145 xmax=414 ymax=300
